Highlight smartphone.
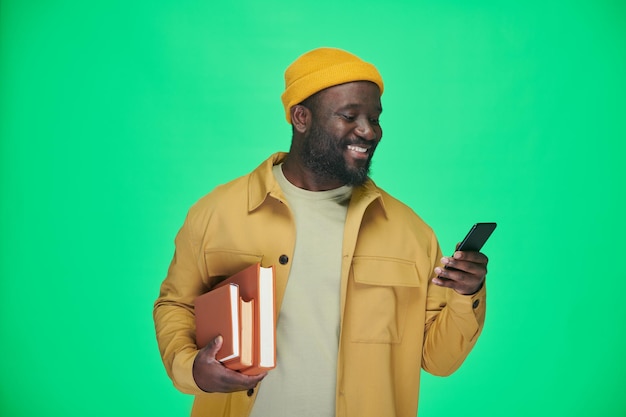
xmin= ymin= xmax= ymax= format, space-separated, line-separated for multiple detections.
xmin=455 ymin=222 xmax=497 ymax=252
xmin=440 ymin=222 xmax=496 ymax=275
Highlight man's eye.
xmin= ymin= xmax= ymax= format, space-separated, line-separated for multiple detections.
xmin=370 ymin=118 xmax=380 ymax=126
xmin=342 ymin=114 xmax=356 ymax=121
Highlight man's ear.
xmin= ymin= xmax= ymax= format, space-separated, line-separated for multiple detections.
xmin=291 ymin=105 xmax=311 ymax=133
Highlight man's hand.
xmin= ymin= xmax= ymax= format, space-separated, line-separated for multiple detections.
xmin=432 ymin=249 xmax=489 ymax=295
xmin=192 ymin=335 xmax=266 ymax=393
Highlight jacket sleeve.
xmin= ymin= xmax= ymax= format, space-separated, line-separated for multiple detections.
xmin=421 ymin=233 xmax=487 ymax=376
xmin=153 ymin=212 xmax=208 ymax=396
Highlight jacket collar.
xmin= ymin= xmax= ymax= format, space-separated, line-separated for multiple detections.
xmin=248 ymin=152 xmax=289 ymax=212
xmin=247 ymin=152 xmax=387 ymax=216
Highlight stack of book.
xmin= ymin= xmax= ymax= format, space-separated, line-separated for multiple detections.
xmin=195 ymin=263 xmax=276 ymax=375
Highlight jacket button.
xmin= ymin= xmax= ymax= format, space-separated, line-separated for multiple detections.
xmin=247 ymin=388 xmax=254 ymax=397
xmin=472 ymin=299 xmax=480 ymax=309
xmin=279 ymin=254 xmax=289 ymax=265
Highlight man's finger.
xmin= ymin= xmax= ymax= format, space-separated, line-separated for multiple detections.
xmin=453 ymin=250 xmax=488 ymax=264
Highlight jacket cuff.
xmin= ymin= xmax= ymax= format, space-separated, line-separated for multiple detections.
xmin=172 ymin=349 xmax=206 ymax=396
xmin=446 ymin=282 xmax=486 ymax=317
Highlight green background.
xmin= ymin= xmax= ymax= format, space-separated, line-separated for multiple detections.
xmin=1 ymin=0 xmax=625 ymax=416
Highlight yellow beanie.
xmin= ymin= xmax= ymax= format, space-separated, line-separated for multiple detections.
xmin=281 ymin=47 xmax=384 ymax=123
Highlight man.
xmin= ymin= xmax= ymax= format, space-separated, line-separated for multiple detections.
xmin=153 ymin=47 xmax=489 ymax=417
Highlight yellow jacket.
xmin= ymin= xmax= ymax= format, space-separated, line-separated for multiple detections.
xmin=154 ymin=152 xmax=486 ymax=417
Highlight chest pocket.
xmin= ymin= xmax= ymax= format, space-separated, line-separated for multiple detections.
xmin=346 ymin=256 xmax=422 ymax=344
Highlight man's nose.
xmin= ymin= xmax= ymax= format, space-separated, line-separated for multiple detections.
xmin=355 ymin=119 xmax=378 ymax=141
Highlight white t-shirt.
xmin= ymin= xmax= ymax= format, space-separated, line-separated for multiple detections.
xmin=249 ymin=164 xmax=352 ymax=417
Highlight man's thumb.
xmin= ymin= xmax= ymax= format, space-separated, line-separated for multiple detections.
xmin=209 ymin=335 xmax=223 ymax=356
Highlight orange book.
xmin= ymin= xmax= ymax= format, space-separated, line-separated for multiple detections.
xmin=239 ymin=298 xmax=254 ymax=370
xmin=194 ymin=283 xmax=254 ymax=371
xmin=215 ymin=263 xmax=276 ymax=375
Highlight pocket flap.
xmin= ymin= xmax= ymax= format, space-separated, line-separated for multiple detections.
xmin=352 ymin=256 xmax=422 ymax=287
xmin=204 ymin=249 xmax=263 ymax=279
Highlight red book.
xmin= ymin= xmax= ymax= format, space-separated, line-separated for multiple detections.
xmin=195 ymin=283 xmax=254 ymax=371
xmin=215 ymin=263 xmax=276 ymax=375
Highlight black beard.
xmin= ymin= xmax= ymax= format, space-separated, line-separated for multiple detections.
xmin=300 ymin=122 xmax=374 ymax=187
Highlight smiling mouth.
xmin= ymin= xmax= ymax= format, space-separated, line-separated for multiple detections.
xmin=347 ymin=145 xmax=369 ymax=153
xmin=345 ymin=144 xmax=373 ymax=162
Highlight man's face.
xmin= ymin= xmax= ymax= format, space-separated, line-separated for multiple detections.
xmin=300 ymin=81 xmax=383 ymax=186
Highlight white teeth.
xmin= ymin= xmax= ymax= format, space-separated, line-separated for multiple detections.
xmin=347 ymin=145 xmax=367 ymax=153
